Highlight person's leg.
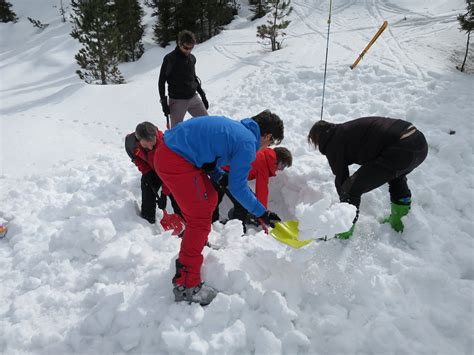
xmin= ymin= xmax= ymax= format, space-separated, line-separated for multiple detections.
xmin=187 ymin=94 xmax=208 ymax=117
xmin=169 ymin=98 xmax=190 ymax=128
xmin=140 ymin=175 xmax=156 ymax=223
xmin=156 ymin=144 xmax=218 ymax=288
xmin=212 ymin=188 xmax=225 ymax=223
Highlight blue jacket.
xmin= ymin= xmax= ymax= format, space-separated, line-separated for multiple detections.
xmin=164 ymin=116 xmax=266 ymax=217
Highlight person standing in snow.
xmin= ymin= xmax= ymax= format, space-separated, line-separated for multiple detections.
xmin=307 ymin=117 xmax=428 ymax=238
xmin=213 ymin=147 xmax=293 ymax=231
xmin=154 ymin=110 xmax=284 ymax=305
xmin=125 ymin=122 xmax=181 ymax=224
xmin=158 ymin=30 xmax=209 ymax=128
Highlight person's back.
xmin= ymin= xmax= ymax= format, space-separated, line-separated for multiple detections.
xmin=321 ymin=116 xmax=411 ymax=165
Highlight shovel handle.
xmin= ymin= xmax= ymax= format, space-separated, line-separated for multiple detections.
xmin=258 ymin=218 xmax=269 ymax=234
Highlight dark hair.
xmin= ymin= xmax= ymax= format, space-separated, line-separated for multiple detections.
xmin=307 ymin=120 xmax=332 ymax=148
xmin=274 ymin=147 xmax=292 ymax=168
xmin=135 ymin=121 xmax=157 ymax=141
xmin=252 ymin=110 xmax=284 ymax=145
xmin=177 ymin=30 xmax=196 ymax=46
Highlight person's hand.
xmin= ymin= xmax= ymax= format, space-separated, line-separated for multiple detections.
xmin=201 ymin=95 xmax=209 ymax=110
xmin=258 ymin=210 xmax=281 ymax=228
xmin=161 ymin=97 xmax=170 ymax=116
xmin=156 ymin=193 xmax=167 ymax=210
xmin=217 ymin=172 xmax=228 ymax=189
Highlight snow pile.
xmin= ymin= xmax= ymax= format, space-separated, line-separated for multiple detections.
xmin=296 ymin=199 xmax=357 ymax=240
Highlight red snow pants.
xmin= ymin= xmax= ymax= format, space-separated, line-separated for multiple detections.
xmin=155 ymin=143 xmax=218 ymax=287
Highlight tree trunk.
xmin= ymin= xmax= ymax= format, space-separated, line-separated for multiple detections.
xmin=460 ymin=30 xmax=471 ymax=72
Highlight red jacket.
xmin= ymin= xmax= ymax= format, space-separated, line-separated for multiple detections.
xmin=224 ymin=148 xmax=276 ymax=208
xmin=125 ymin=130 xmax=164 ymax=174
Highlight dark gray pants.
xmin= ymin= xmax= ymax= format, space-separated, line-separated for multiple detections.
xmin=169 ymin=94 xmax=208 ymax=128
xmin=341 ymin=130 xmax=428 ymax=207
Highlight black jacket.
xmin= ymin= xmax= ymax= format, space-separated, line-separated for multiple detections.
xmin=158 ymin=46 xmax=204 ymax=100
xmin=318 ymin=116 xmax=412 ymax=194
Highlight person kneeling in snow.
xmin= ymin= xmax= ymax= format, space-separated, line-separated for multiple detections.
xmin=307 ymin=116 xmax=428 ymax=238
xmin=213 ymin=147 xmax=292 ymax=232
xmin=125 ymin=122 xmax=181 ymax=224
xmin=154 ymin=111 xmax=284 ymax=305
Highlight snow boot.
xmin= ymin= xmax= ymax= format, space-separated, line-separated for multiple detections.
xmin=336 ymin=223 xmax=355 ymax=240
xmin=173 ymin=282 xmax=218 ymax=306
xmin=383 ymin=198 xmax=411 ymax=232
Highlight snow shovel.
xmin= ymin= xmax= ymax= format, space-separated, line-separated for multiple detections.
xmin=269 ymin=220 xmax=339 ymax=248
xmin=160 ymin=210 xmax=185 ymax=236
xmin=269 ymin=221 xmax=313 ymax=249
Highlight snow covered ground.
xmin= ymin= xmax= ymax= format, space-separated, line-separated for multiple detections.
xmin=1 ymin=0 xmax=473 ymax=353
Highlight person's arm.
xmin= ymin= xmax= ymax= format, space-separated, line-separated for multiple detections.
xmin=227 ymin=144 xmax=265 ymax=217
xmin=158 ymin=56 xmax=169 ymax=101
xmin=326 ymin=149 xmax=349 ymax=197
xmin=254 ymin=160 xmax=270 ymax=209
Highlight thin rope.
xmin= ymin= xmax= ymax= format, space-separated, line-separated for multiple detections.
xmin=320 ymin=0 xmax=333 ymax=121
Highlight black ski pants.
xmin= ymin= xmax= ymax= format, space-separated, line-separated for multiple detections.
xmin=340 ymin=130 xmax=428 ymax=208
xmin=141 ymin=175 xmax=182 ymax=220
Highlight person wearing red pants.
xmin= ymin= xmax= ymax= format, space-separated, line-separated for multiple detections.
xmin=155 ymin=111 xmax=284 ymax=305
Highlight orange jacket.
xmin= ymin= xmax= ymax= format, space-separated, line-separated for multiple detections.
xmin=223 ymin=148 xmax=276 ymax=208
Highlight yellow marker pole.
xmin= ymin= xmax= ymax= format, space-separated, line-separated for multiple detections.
xmin=350 ymin=21 xmax=388 ymax=70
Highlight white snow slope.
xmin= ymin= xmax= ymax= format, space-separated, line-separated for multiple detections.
xmin=1 ymin=0 xmax=473 ymax=354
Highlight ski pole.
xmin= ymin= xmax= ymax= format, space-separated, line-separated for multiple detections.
xmin=320 ymin=0 xmax=333 ymax=121
xmin=350 ymin=21 xmax=388 ymax=70
xmin=165 ymin=114 xmax=170 ymax=130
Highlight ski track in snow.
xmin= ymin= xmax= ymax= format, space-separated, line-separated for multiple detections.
xmin=0 ymin=0 xmax=473 ymax=353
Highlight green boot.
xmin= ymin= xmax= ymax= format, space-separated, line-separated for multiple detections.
xmin=336 ymin=224 xmax=355 ymax=239
xmin=383 ymin=200 xmax=411 ymax=232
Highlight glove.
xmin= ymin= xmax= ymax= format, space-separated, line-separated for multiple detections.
xmin=161 ymin=96 xmax=170 ymax=116
xmin=258 ymin=210 xmax=282 ymax=228
xmin=201 ymin=95 xmax=209 ymax=110
xmin=156 ymin=193 xmax=167 ymax=210
xmin=217 ymin=172 xmax=228 ymax=189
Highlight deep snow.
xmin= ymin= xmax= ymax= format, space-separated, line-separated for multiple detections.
xmin=1 ymin=0 xmax=473 ymax=354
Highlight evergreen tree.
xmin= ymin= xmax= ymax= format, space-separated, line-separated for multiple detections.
xmin=457 ymin=0 xmax=474 ymax=72
xmin=150 ymin=0 xmax=176 ymax=47
xmin=250 ymin=0 xmax=268 ymax=20
xmin=0 ymin=0 xmax=17 ymax=23
xmin=256 ymin=0 xmax=292 ymax=51
xmin=149 ymin=0 xmax=236 ymax=46
xmin=71 ymin=0 xmax=124 ymax=84
xmin=115 ymin=0 xmax=145 ymax=62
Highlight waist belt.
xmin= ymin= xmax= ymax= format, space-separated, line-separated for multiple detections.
xmin=400 ymin=125 xmax=417 ymax=140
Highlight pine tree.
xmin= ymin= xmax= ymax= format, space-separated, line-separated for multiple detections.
xmin=115 ymin=0 xmax=145 ymax=62
xmin=250 ymin=0 xmax=268 ymax=20
xmin=0 ymin=0 xmax=17 ymax=23
xmin=457 ymin=0 xmax=474 ymax=72
xmin=150 ymin=0 xmax=176 ymax=47
xmin=71 ymin=0 xmax=124 ymax=84
xmin=256 ymin=0 xmax=292 ymax=51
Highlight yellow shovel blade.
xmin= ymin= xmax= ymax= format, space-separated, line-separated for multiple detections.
xmin=270 ymin=221 xmax=313 ymax=249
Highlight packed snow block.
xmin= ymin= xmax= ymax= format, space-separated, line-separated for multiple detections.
xmin=80 ymin=292 xmax=124 ymax=335
xmin=296 ymin=198 xmax=356 ymax=240
xmin=209 ymin=319 xmax=246 ymax=351
xmin=49 ymin=215 xmax=116 ymax=257
xmin=255 ymin=327 xmax=282 ymax=355
xmin=116 ymin=327 xmax=141 ymax=352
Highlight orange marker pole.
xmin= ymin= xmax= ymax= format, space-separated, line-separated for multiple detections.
xmin=350 ymin=21 xmax=388 ymax=70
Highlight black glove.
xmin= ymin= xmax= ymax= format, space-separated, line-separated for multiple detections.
xmin=217 ymin=172 xmax=228 ymax=189
xmin=201 ymin=95 xmax=209 ymax=110
xmin=161 ymin=96 xmax=170 ymax=116
xmin=258 ymin=210 xmax=282 ymax=228
xmin=156 ymin=193 xmax=167 ymax=210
